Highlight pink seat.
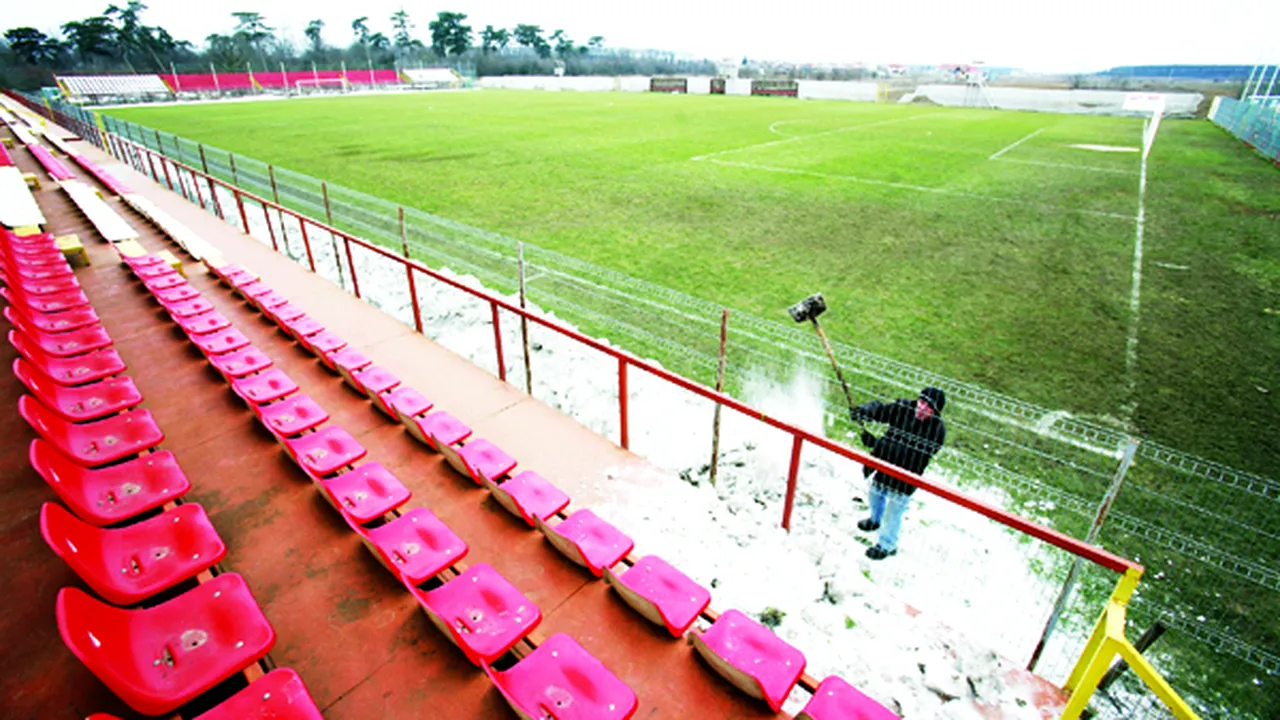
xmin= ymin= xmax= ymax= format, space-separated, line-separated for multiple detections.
xmin=351 ymin=365 xmax=400 ymax=404
xmin=691 ymin=609 xmax=806 ymax=712
xmin=123 ymin=254 xmax=164 ymax=270
xmin=252 ymin=290 xmax=288 ymax=310
xmin=194 ymin=667 xmax=323 ymax=720
xmin=300 ymin=330 xmax=346 ymax=361
xmin=143 ymin=273 xmax=187 ymax=293
xmin=2 ymin=262 xmax=73 ymax=281
xmin=605 ymin=555 xmax=711 ymax=637
xmin=227 ymin=272 xmax=260 ymax=292
xmin=330 ymin=347 xmax=371 ymax=383
xmin=536 ymin=509 xmax=634 ymax=577
xmin=213 ymin=265 xmax=250 ymax=285
xmin=30 ymin=440 xmax=190 ymax=526
xmin=239 ymin=281 xmax=273 ymax=301
xmin=489 ymin=471 xmax=571 ymax=527
xmin=351 ymin=507 xmax=467 ymax=586
xmin=6 ymin=304 xmax=99 ymax=333
xmin=412 ymin=563 xmax=540 ymax=665
xmin=209 ymin=346 xmax=273 ymax=379
xmin=485 ymin=633 xmax=637 ymax=720
xmin=20 ymin=396 xmax=164 ymax=467
xmin=40 ymin=502 xmax=227 ymax=606
xmin=439 ymin=438 xmax=517 ymax=485
xmin=7 ymin=315 xmax=111 ymax=357
xmin=192 ymin=327 xmax=252 ymax=356
xmin=319 ymin=462 xmax=410 ymax=523
xmin=797 ymin=676 xmax=899 ymax=720
xmin=4 ymin=251 xmax=67 ymax=268
xmin=12 ymin=287 xmax=89 ymax=313
xmin=56 ymin=572 xmax=276 ymax=717
xmin=387 ymin=386 xmax=433 ymax=422
xmin=164 ymin=296 xmax=215 ymax=318
xmin=153 ymin=283 xmax=201 ymax=305
xmin=265 ymin=302 xmax=305 ymax=324
xmin=134 ymin=263 xmax=178 ymax=281
xmin=14 ymin=357 xmax=142 ymax=422
xmin=409 ymin=410 xmax=472 ymax=450
xmin=231 ymin=369 xmax=297 ymax=404
xmin=283 ymin=426 xmax=367 ymax=478
xmin=281 ymin=315 xmax=324 ymax=341
xmin=9 ymin=330 xmax=125 ymax=385
xmin=175 ymin=311 xmax=231 ymax=336
xmin=13 ymin=274 xmax=80 ymax=295
xmin=254 ymin=394 xmax=329 ymax=437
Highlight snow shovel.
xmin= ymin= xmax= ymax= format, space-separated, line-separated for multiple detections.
xmin=787 ymin=293 xmax=864 ymax=431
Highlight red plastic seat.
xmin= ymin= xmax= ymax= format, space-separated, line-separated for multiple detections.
xmin=12 ymin=274 xmax=80 ymax=295
xmin=351 ymin=507 xmax=467 ymax=586
xmin=153 ymin=283 xmax=201 ymax=305
xmin=300 ymin=330 xmax=346 ymax=361
xmin=8 ymin=319 xmax=112 ymax=357
xmin=40 ymin=502 xmax=227 ymax=606
xmin=164 ymin=296 xmax=215 ymax=318
xmin=318 ymin=462 xmax=410 ymax=523
xmin=14 ymin=357 xmax=142 ymax=422
xmin=4 ymin=250 xmax=67 ymax=268
xmin=488 ymin=471 xmax=571 ymax=527
xmin=11 ymin=287 xmax=89 ymax=313
xmin=20 ymin=396 xmax=165 ymax=467
xmin=347 ymin=364 xmax=399 ymax=395
xmin=239 ymin=281 xmax=273 ymax=301
xmin=2 ymin=262 xmax=73 ymax=281
xmin=214 ymin=265 xmax=251 ymax=286
xmin=283 ymin=426 xmax=367 ymax=478
xmin=56 ymin=572 xmax=276 ymax=716
xmin=412 ymin=563 xmax=540 ymax=665
xmin=4 ymin=303 xmax=99 ymax=333
xmin=409 ymin=410 xmax=472 ymax=450
xmin=536 ymin=509 xmax=634 ymax=578
xmin=9 ymin=330 xmax=125 ymax=385
xmin=280 ymin=315 xmax=325 ymax=341
xmin=439 ymin=438 xmax=517 ymax=485
xmin=30 ymin=440 xmax=190 ymax=526
xmin=605 ymin=555 xmax=711 ymax=637
xmin=797 ymin=676 xmax=899 ymax=720
xmin=691 ymin=609 xmax=806 ymax=712
xmin=193 ymin=667 xmax=323 ymax=720
xmin=387 ymin=386 xmax=433 ymax=424
xmin=265 ymin=302 xmax=305 ymax=324
xmin=485 ymin=633 xmax=637 ymax=720
xmin=251 ymin=290 xmax=288 ymax=310
xmin=134 ymin=263 xmax=178 ymax=281
xmin=228 ymin=272 xmax=260 ymax=292
xmin=144 ymin=273 xmax=187 ymax=293
xmin=123 ymin=254 xmax=165 ymax=270
xmin=231 ymin=369 xmax=297 ymax=404
xmin=253 ymin=394 xmax=329 ymax=437
xmin=209 ymin=346 xmax=273 ymax=379
xmin=175 ymin=310 xmax=231 ymax=336
xmin=192 ymin=327 xmax=252 ymax=356
xmin=330 ymin=347 xmax=371 ymax=383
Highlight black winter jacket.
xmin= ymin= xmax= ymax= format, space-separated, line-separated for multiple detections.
xmin=854 ymin=398 xmax=946 ymax=495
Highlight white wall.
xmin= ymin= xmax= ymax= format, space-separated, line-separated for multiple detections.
xmin=798 ymin=81 xmax=880 ymax=102
xmin=909 ymin=85 xmax=1204 ymax=115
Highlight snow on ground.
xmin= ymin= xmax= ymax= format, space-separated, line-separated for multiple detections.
xmin=215 ymin=185 xmax=1083 ymax=718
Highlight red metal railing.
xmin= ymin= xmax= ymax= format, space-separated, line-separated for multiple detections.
xmin=55 ymin=106 xmax=1137 ymax=578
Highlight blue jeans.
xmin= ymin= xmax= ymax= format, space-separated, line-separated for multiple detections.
xmin=868 ymin=483 xmax=911 ymax=552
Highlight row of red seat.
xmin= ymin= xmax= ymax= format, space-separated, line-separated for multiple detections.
xmin=0 ymin=227 xmax=323 ymax=719
xmin=203 ymin=255 xmax=898 ymax=719
xmin=28 ymin=144 xmax=76 ymax=182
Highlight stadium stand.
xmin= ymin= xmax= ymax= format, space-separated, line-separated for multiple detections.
xmin=55 ymin=74 xmax=172 ymax=102
xmin=403 ymin=67 xmax=463 ymax=88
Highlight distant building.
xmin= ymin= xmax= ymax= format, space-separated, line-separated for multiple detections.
xmin=1097 ymin=65 xmax=1254 ymax=82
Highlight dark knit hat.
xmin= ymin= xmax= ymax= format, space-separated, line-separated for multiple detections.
xmin=920 ymin=387 xmax=947 ymax=414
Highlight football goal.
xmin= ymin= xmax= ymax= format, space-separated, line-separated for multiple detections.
xmin=295 ymin=77 xmax=350 ymax=94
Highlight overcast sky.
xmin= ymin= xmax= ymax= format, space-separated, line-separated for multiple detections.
xmin=5 ymin=0 xmax=1278 ymax=73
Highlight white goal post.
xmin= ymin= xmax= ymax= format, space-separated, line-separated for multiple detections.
xmin=295 ymin=77 xmax=350 ymax=93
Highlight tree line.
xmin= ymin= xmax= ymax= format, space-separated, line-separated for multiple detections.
xmin=1 ymin=3 xmax=716 ymax=90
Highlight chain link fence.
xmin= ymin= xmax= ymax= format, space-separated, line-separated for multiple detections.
xmin=41 ymin=96 xmax=1274 ymax=717
xmin=1209 ymin=96 xmax=1280 ymax=162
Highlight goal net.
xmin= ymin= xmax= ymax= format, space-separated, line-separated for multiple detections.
xmin=295 ymin=78 xmax=350 ymax=94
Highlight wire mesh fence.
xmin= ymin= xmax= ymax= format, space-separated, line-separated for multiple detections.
xmin=1209 ymin=96 xmax=1280 ymax=162
xmin=61 ymin=99 xmax=1277 ymax=717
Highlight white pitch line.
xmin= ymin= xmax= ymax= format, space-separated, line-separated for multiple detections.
xmin=705 ymin=158 xmax=1137 ymax=221
xmin=1124 ymin=126 xmax=1156 ymax=414
xmin=768 ymin=120 xmax=803 ymax=137
xmin=992 ymin=157 xmax=1138 ymax=176
xmin=988 ymin=128 xmax=1046 ymax=160
xmin=691 ymin=113 xmax=937 ymax=162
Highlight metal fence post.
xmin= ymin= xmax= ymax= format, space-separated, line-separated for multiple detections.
xmin=1028 ymin=438 xmax=1141 ymax=671
xmin=321 ymin=182 xmax=345 ymax=286
xmin=518 ymin=242 xmax=532 ymax=395
xmin=782 ymin=435 xmax=804 ymax=530
xmin=400 ymin=207 xmax=422 ymax=333
xmin=618 ymin=358 xmax=629 ymax=449
xmin=709 ymin=309 xmax=730 ymax=486
xmin=299 ymin=219 xmax=317 ymax=272
xmin=491 ymin=302 xmax=505 ymax=381
xmin=343 ymin=237 xmax=360 ymax=298
xmin=229 ymin=153 xmax=240 ymax=187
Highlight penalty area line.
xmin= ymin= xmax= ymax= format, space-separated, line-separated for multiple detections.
xmin=989 ymin=128 xmax=1046 ymax=160
xmin=691 ymin=113 xmax=937 ymax=162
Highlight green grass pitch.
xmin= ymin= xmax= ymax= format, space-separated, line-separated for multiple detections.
xmin=110 ymin=90 xmax=1280 ymax=478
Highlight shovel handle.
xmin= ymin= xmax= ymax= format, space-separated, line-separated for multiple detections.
xmin=811 ymin=320 xmax=864 ymax=429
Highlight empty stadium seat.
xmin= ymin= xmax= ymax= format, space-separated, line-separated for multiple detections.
xmin=535 ymin=509 xmax=634 ymax=578
xmin=230 ymin=368 xmax=298 ymax=405
xmin=134 ymin=263 xmax=177 ymax=282
xmin=8 ymin=331 xmax=125 ymax=385
xmin=208 ymin=346 xmax=273 ymax=379
xmin=152 ymin=283 xmax=201 ymax=305
xmin=250 ymin=290 xmax=288 ymax=311
xmin=282 ymin=426 xmax=367 ymax=479
xmin=1 ymin=261 xmax=73 ymax=283
xmin=3 ymin=303 xmax=97 ymax=333
xmin=387 ymin=386 xmax=433 ymax=424
xmin=174 ymin=310 xmax=232 ymax=336
xmin=604 ymin=555 xmax=711 ymax=637
xmin=690 ymin=609 xmax=806 ymax=712
xmin=346 ymin=364 xmax=399 ymax=395
xmin=438 ymin=438 xmax=517 ymax=485
xmin=254 ymin=394 xmax=329 ymax=438
xmin=7 ymin=317 xmax=112 ymax=357
xmin=319 ymin=462 xmax=410 ymax=523
xmin=409 ymin=410 xmax=472 ymax=450
xmin=14 ymin=357 xmax=142 ymax=422
xmin=56 ymin=572 xmax=275 ymax=716
xmin=797 ymin=676 xmax=899 ymax=720
xmin=193 ymin=667 xmax=323 ymax=720
xmin=265 ymin=302 xmax=305 ymax=324
xmin=208 ymin=263 xmax=247 ymax=284
xmin=122 ymin=254 xmax=165 ymax=270
xmin=299 ymin=330 xmax=346 ymax=362
xmin=9 ymin=274 xmax=80 ymax=296
xmin=351 ymin=507 xmax=467 ymax=586
xmin=280 ymin=315 xmax=324 ymax=342
xmin=19 ymin=396 xmax=164 ymax=467
xmin=412 ymin=563 xmax=540 ymax=665
xmin=330 ymin=347 xmax=371 ymax=382
xmin=228 ymin=273 xmax=261 ymax=293
xmin=30 ymin=439 xmax=190 ymax=526
xmin=143 ymin=273 xmax=187 ymax=293
xmin=485 ymin=633 xmax=637 ymax=720
xmin=40 ymin=501 xmax=226 ymax=606
xmin=191 ymin=327 xmax=252 ymax=356
xmin=163 ymin=296 xmax=215 ymax=318
xmin=9 ymin=287 xmax=89 ymax=313
xmin=485 ymin=471 xmax=571 ymax=527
